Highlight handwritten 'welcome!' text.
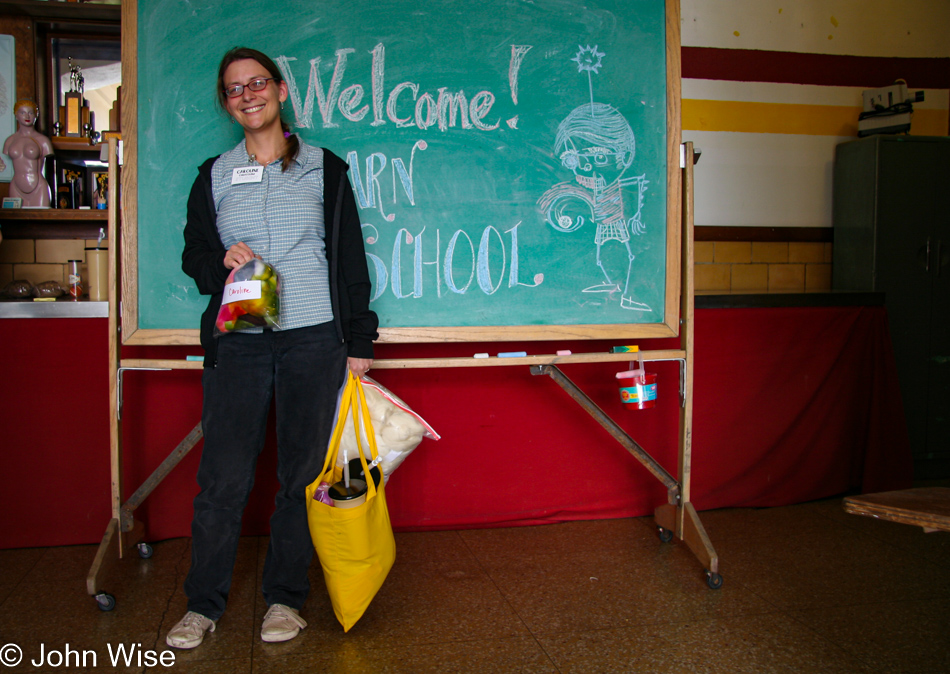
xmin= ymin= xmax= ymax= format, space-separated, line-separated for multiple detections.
xmin=275 ymin=43 xmax=531 ymax=132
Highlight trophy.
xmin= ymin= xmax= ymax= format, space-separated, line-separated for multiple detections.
xmin=58 ymin=57 xmax=92 ymax=139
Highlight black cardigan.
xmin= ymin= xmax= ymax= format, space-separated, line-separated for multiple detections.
xmin=181 ymin=146 xmax=379 ymax=367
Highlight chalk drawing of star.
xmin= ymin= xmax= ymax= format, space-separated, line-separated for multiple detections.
xmin=571 ymin=45 xmax=605 ymax=74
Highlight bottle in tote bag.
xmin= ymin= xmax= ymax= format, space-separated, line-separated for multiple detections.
xmin=327 ymin=457 xmax=382 ymax=508
xmin=328 ymin=480 xmax=367 ymax=508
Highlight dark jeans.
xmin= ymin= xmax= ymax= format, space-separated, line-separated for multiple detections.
xmin=185 ymin=322 xmax=347 ymax=620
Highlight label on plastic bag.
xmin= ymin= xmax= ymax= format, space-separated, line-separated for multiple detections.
xmin=222 ymin=280 xmax=262 ymax=305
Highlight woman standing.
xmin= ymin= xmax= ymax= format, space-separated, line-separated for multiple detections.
xmin=3 ymin=100 xmax=53 ymax=207
xmin=168 ymin=47 xmax=378 ymax=649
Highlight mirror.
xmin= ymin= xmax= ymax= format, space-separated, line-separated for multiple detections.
xmin=49 ymin=37 xmax=121 ymax=137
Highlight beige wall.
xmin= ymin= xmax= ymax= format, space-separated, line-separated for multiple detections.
xmin=694 ymin=241 xmax=832 ymax=293
xmin=1 ymin=238 xmax=104 ymax=296
xmin=682 ymin=0 xmax=950 ymax=57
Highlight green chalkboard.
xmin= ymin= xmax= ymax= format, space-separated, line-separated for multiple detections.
xmin=124 ymin=0 xmax=681 ymax=344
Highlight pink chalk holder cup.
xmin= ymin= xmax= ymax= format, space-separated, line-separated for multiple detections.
xmin=615 ymin=352 xmax=657 ymax=410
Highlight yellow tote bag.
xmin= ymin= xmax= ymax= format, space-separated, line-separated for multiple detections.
xmin=306 ymin=371 xmax=396 ymax=632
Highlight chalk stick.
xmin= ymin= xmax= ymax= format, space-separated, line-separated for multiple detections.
xmin=610 ymin=345 xmax=639 ymax=353
xmin=32 ymin=297 xmax=56 ymax=302
xmin=498 ymin=351 xmax=527 ymax=358
xmin=556 ymin=350 xmax=572 ymax=356
xmin=186 ymin=355 xmax=204 ymax=362
xmin=473 ymin=353 xmax=489 ymax=359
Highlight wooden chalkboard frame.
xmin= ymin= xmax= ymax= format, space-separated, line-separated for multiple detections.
xmin=120 ymin=0 xmax=682 ymax=346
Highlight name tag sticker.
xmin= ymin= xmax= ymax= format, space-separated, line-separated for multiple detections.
xmin=222 ymin=280 xmax=262 ymax=305
xmin=231 ymin=166 xmax=264 ymax=184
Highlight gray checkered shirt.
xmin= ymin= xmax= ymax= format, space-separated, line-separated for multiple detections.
xmin=212 ymin=139 xmax=333 ymax=331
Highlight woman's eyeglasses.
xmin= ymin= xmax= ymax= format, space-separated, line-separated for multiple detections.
xmin=224 ymin=77 xmax=276 ymax=98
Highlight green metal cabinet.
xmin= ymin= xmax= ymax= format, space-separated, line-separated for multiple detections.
xmin=833 ymin=135 xmax=950 ymax=479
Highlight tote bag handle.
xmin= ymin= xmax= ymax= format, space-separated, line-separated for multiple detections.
xmin=317 ymin=371 xmax=381 ymax=498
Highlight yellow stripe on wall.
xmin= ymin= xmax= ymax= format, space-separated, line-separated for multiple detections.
xmin=683 ymin=99 xmax=948 ymax=136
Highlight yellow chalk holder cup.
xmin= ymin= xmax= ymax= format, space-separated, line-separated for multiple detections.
xmin=616 ymin=349 xmax=657 ymax=410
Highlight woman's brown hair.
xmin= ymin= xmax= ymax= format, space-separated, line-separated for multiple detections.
xmin=217 ymin=47 xmax=299 ymax=172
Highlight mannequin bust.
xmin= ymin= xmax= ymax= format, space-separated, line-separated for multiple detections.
xmin=3 ymin=100 xmax=53 ymax=207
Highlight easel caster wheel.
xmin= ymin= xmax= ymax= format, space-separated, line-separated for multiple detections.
xmin=137 ymin=543 xmax=154 ymax=559
xmin=94 ymin=592 xmax=116 ymax=611
xmin=657 ymin=527 xmax=674 ymax=543
xmin=706 ymin=571 xmax=723 ymax=590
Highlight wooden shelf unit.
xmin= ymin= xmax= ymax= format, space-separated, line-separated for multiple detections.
xmin=0 ymin=207 xmax=108 ymax=239
xmin=0 ymin=0 xmax=120 ymax=239
xmin=0 ymin=0 xmax=120 ymax=22
xmin=0 ymin=208 xmax=107 ymax=220
xmin=53 ymin=138 xmax=104 ymax=152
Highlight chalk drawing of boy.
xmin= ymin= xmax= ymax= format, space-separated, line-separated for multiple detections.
xmin=538 ymin=46 xmax=650 ymax=311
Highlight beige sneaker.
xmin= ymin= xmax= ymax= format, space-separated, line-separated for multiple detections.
xmin=165 ymin=611 xmax=216 ymax=649
xmin=261 ymin=603 xmax=307 ymax=643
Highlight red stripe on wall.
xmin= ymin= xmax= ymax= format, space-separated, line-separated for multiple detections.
xmin=683 ymin=47 xmax=950 ymax=89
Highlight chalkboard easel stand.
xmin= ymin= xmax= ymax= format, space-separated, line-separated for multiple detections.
xmin=87 ymin=0 xmax=713 ymax=609
xmin=85 ymin=139 xmax=148 ymax=612
xmin=656 ymin=142 xmax=718 ymax=587
xmin=535 ymin=142 xmax=719 ymax=588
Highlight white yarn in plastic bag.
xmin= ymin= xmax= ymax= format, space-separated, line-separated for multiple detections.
xmin=335 ymin=377 xmax=439 ymax=482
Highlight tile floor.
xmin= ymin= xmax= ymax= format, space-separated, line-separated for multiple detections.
xmin=1 ymin=496 xmax=949 ymax=673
